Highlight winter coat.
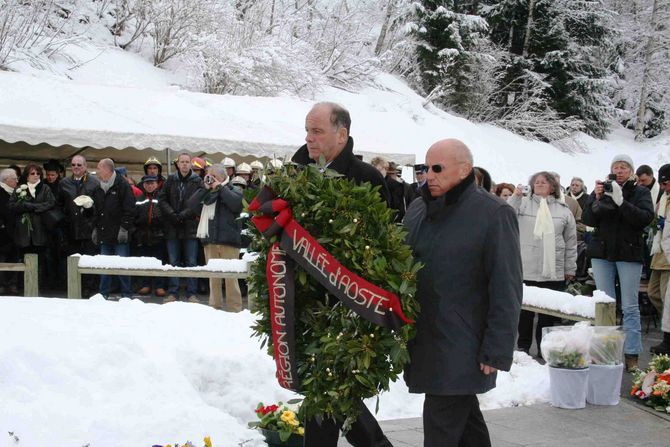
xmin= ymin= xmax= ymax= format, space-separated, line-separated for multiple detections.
xmin=187 ymin=184 xmax=243 ymax=247
xmin=134 ymin=191 xmax=164 ymax=247
xmin=92 ymin=174 xmax=136 ymax=245
xmin=386 ymin=176 xmax=416 ymax=222
xmin=507 ymin=194 xmax=577 ymax=281
xmin=0 ymin=186 xmax=16 ymax=253
xmin=402 ymin=175 xmax=523 ymax=395
xmin=581 ymin=179 xmax=654 ymax=262
xmin=56 ymin=173 xmax=99 ymax=241
xmin=158 ymin=170 xmax=204 ymax=240
xmin=8 ymin=182 xmax=56 ymax=248
xmin=567 ymin=190 xmax=588 ymax=211
xmin=292 ymin=137 xmax=391 ymax=206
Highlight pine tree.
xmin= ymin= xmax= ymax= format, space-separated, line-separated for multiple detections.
xmin=413 ymin=0 xmax=489 ymax=115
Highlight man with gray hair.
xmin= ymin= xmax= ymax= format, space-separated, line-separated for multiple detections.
xmin=0 ymin=168 xmax=19 ymax=295
xmin=403 ymin=138 xmax=522 ymax=446
xmin=92 ymin=158 xmax=135 ymax=299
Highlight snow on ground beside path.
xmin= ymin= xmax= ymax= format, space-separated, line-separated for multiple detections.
xmin=0 ymin=296 xmax=549 ymax=446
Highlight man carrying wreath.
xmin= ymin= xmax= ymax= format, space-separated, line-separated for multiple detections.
xmin=291 ymin=102 xmax=393 ymax=446
xmin=403 ymin=139 xmax=522 ymax=447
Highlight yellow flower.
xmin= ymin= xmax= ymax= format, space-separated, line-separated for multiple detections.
xmin=280 ymin=410 xmax=296 ymax=422
xmin=289 ymin=418 xmax=299 ymax=427
xmin=297 ymin=427 xmax=305 ymax=436
xmin=204 ymin=436 xmax=212 ymax=447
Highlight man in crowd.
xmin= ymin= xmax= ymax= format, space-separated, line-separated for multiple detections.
xmin=292 ymin=102 xmax=391 ymax=446
xmin=57 ymin=155 xmax=99 ymax=295
xmin=386 ymin=161 xmax=415 ymax=222
xmin=648 ymin=164 xmax=670 ymax=355
xmin=411 ymin=164 xmax=427 ymax=197
xmin=92 ymin=158 xmax=135 ymax=299
xmin=143 ymin=157 xmax=166 ymax=190
xmin=0 ymin=168 xmax=19 ymax=295
xmin=134 ymin=175 xmax=167 ymax=298
xmin=637 ymin=165 xmax=660 ymax=203
xmin=159 ymin=152 xmax=204 ymax=303
xmin=403 ymin=138 xmax=522 ymax=447
xmin=42 ymin=159 xmax=65 ymax=290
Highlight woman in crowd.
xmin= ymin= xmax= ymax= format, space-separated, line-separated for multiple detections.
xmin=582 ymin=155 xmax=654 ymax=372
xmin=495 ymin=182 xmax=515 ymax=200
xmin=567 ymin=177 xmax=588 ymax=210
xmin=508 ymin=171 xmax=577 ymax=357
xmin=8 ymin=163 xmax=56 ymax=282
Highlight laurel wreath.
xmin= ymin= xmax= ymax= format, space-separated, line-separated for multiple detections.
xmin=248 ymin=164 xmax=420 ymax=425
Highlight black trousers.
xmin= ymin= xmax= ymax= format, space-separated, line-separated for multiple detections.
xmin=517 ymin=280 xmax=565 ymax=355
xmin=423 ymin=394 xmax=490 ymax=447
xmin=304 ymin=404 xmax=392 ymax=447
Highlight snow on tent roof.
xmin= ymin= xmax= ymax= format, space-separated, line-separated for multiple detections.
xmin=0 ymin=71 xmax=415 ymax=165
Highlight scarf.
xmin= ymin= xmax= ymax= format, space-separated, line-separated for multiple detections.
xmin=100 ymin=171 xmax=117 ymax=194
xmin=568 ymin=191 xmax=584 ymax=200
xmin=0 ymin=182 xmax=14 ymax=195
xmin=533 ymin=196 xmax=557 ymax=279
xmin=652 ymin=193 xmax=668 ymax=255
xmin=27 ymin=179 xmax=40 ymax=198
xmin=196 ymin=202 xmax=216 ymax=238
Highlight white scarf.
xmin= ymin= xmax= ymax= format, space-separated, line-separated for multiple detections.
xmin=568 ymin=191 xmax=584 ymax=200
xmin=652 ymin=193 xmax=668 ymax=255
xmin=100 ymin=172 xmax=116 ymax=194
xmin=27 ymin=179 xmax=40 ymax=198
xmin=533 ymin=196 xmax=557 ymax=279
xmin=197 ymin=202 xmax=217 ymax=238
xmin=0 ymin=182 xmax=14 ymax=195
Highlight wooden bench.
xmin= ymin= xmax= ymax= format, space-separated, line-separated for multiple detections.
xmin=521 ymin=285 xmax=617 ymax=326
xmin=67 ymin=255 xmax=252 ymax=301
xmin=0 ymin=253 xmax=39 ymax=297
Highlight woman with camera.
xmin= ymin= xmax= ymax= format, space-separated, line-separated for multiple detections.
xmin=508 ymin=171 xmax=577 ymax=357
xmin=188 ymin=164 xmax=243 ymax=311
xmin=582 ymin=154 xmax=654 ymax=372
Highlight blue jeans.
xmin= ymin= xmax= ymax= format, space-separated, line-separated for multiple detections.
xmin=99 ymin=242 xmax=131 ymax=297
xmin=166 ymin=238 xmax=198 ymax=295
xmin=591 ymin=259 xmax=642 ymax=355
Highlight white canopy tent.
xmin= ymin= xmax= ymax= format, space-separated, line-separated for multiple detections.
xmin=0 ymin=71 xmax=415 ymax=177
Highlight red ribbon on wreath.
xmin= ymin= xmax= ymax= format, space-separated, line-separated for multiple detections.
xmin=249 ymin=187 xmax=413 ymax=391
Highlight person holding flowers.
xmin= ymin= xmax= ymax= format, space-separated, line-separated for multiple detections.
xmin=8 ymin=163 xmax=56 ymax=285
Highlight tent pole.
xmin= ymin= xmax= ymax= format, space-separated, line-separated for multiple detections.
xmin=165 ymin=148 xmax=172 ymax=175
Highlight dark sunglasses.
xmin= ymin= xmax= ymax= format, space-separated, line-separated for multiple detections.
xmin=421 ymin=164 xmax=444 ymax=174
xmin=71 ymin=163 xmax=83 ymax=167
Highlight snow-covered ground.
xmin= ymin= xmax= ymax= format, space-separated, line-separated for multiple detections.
xmin=0 ymin=295 xmax=550 ymax=447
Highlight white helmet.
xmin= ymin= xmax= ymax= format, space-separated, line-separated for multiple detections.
xmin=250 ymin=160 xmax=264 ymax=171
xmin=268 ymin=159 xmax=283 ymax=170
xmin=231 ymin=176 xmax=247 ymax=187
xmin=222 ymin=157 xmax=236 ymax=168
xmin=236 ymin=162 xmax=252 ymax=175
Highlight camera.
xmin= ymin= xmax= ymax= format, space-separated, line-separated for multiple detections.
xmin=602 ymin=174 xmax=617 ymax=193
xmin=522 ymin=185 xmax=530 ymax=195
xmin=204 ymin=175 xmax=214 ymax=185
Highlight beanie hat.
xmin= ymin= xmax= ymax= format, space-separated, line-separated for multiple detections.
xmin=658 ymin=164 xmax=670 ymax=183
xmin=611 ymin=154 xmax=634 ymax=172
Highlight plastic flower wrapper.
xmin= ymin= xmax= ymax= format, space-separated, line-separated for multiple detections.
xmin=73 ymin=194 xmax=94 ymax=209
xmin=541 ymin=322 xmax=592 ymax=369
xmin=589 ymin=326 xmax=625 ymax=365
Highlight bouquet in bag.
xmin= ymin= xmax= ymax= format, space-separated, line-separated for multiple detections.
xmin=541 ymin=322 xmax=592 ymax=369
xmin=590 ymin=326 xmax=625 ymax=365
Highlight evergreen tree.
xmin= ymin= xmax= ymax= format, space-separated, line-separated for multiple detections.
xmin=413 ymin=0 xmax=489 ymax=115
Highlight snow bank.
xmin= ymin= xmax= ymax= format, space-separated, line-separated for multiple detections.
xmin=77 ymin=254 xmax=248 ymax=273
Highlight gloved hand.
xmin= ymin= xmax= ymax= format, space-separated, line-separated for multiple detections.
xmin=604 ymin=180 xmax=623 ymax=206
xmin=117 ymin=227 xmax=129 ymax=244
xmin=658 ymin=216 xmax=666 ymax=232
xmin=91 ymin=228 xmax=99 ymax=245
xmin=73 ymin=195 xmax=94 ymax=209
xmin=178 ymin=210 xmax=191 ymax=221
xmin=168 ymin=212 xmax=180 ymax=224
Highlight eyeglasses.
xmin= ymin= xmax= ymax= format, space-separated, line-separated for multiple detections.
xmin=71 ymin=163 xmax=84 ymax=167
xmin=421 ymin=161 xmax=465 ymax=174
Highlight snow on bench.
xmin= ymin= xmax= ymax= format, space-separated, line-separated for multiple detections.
xmin=522 ymin=285 xmax=616 ymax=326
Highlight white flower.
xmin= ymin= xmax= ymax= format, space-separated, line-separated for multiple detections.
xmin=369 ymin=334 xmax=375 ymax=338
xmin=328 ymin=219 xmax=333 ymax=223
xmin=19 ymin=184 xmax=28 ymax=191
xmin=365 ymin=245 xmax=370 ymax=250
xmin=353 ymin=218 xmax=358 ymax=223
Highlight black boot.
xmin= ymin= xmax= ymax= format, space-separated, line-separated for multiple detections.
xmin=650 ymin=332 xmax=670 ymax=355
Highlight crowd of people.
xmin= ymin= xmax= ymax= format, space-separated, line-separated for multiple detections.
xmin=0 ymin=153 xmax=270 ymax=311
xmin=1 ymin=100 xmax=669 ymax=446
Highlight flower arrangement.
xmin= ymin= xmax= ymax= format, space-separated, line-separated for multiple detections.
xmin=631 ymin=354 xmax=670 ymax=413
xmin=589 ymin=327 xmax=624 ymax=365
xmin=152 ymin=437 xmax=212 ymax=447
xmin=248 ymin=401 xmax=304 ymax=442
xmin=248 ymin=163 xmax=420 ymax=424
xmin=541 ymin=322 xmax=592 ymax=369
xmin=15 ymin=184 xmax=33 ymax=232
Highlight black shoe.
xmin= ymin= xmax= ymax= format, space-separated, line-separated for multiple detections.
xmin=650 ymin=332 xmax=670 ymax=355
